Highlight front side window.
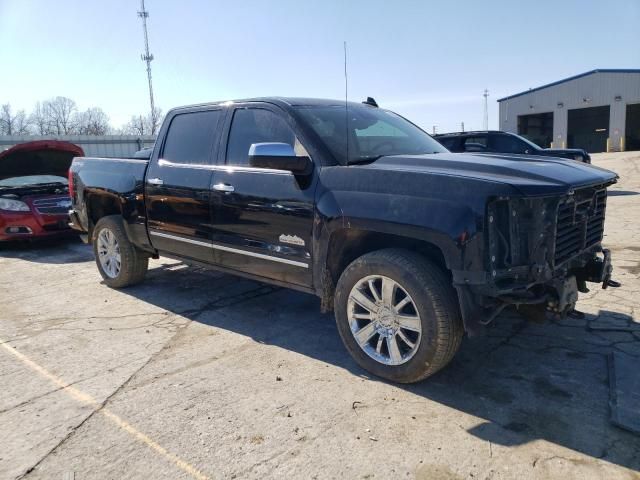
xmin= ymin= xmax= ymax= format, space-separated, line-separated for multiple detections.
xmin=226 ymin=108 xmax=307 ymax=166
xmin=436 ymin=137 xmax=460 ymax=151
xmin=162 ymin=110 xmax=222 ymax=164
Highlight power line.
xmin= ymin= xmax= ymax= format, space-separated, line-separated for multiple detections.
xmin=137 ymin=0 xmax=155 ymax=127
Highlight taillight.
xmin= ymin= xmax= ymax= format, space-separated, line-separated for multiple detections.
xmin=68 ymin=169 xmax=75 ymax=200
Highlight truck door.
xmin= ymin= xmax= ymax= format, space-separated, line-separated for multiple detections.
xmin=209 ymin=104 xmax=316 ymax=288
xmin=145 ymin=107 xmax=225 ymax=262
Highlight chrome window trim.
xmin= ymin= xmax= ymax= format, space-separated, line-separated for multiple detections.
xmin=157 ymin=158 xmax=291 ymax=175
xmin=149 ymin=230 xmax=309 ymax=268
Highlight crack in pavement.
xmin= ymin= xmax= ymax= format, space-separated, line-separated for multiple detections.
xmin=14 ymin=325 xmax=197 ymax=480
xmin=13 ymin=282 xmax=283 ymax=479
xmin=0 ymin=380 xmax=85 ymax=416
xmin=0 ymin=354 xmax=154 ymax=416
xmin=177 ymin=284 xmax=282 ymax=319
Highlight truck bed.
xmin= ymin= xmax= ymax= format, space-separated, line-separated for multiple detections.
xmin=68 ymin=157 xmax=151 ymax=248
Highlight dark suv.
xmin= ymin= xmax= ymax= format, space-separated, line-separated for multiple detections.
xmin=434 ymin=131 xmax=591 ymax=163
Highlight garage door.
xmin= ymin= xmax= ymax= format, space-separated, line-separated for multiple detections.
xmin=567 ymin=105 xmax=610 ymax=153
xmin=518 ymin=112 xmax=553 ymax=148
xmin=626 ymin=103 xmax=640 ymax=151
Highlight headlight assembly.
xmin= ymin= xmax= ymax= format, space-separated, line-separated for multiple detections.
xmin=0 ymin=198 xmax=30 ymax=212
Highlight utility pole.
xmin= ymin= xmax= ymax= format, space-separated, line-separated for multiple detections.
xmin=461 ymin=121 xmax=465 ymax=132
xmin=432 ymin=125 xmax=437 ymax=135
xmin=138 ymin=0 xmax=156 ymax=133
xmin=483 ymin=89 xmax=489 ymax=130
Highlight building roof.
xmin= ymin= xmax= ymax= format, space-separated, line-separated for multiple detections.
xmin=497 ymin=69 xmax=640 ymax=102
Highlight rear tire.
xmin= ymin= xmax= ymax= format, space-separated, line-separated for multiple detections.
xmin=92 ymin=215 xmax=148 ymax=288
xmin=334 ymin=248 xmax=463 ymax=383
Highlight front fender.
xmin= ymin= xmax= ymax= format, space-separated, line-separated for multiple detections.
xmin=333 ymin=191 xmax=483 ymax=271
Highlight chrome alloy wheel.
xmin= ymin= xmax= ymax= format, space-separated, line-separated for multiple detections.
xmin=97 ymin=228 xmax=121 ymax=279
xmin=347 ymin=275 xmax=422 ymax=366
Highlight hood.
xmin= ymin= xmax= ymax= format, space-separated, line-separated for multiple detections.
xmin=544 ymin=148 xmax=588 ymax=155
xmin=362 ymin=152 xmax=617 ymax=196
xmin=0 ymin=140 xmax=84 ymax=181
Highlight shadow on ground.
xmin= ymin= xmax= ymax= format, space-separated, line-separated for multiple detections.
xmin=119 ymin=262 xmax=640 ymax=472
xmin=608 ymin=190 xmax=639 ymax=197
xmin=0 ymin=235 xmax=91 ymax=264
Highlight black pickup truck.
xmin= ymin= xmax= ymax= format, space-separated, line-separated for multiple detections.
xmin=68 ymin=97 xmax=617 ymax=383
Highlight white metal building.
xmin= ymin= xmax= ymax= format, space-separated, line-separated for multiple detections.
xmin=498 ymin=69 xmax=640 ymax=152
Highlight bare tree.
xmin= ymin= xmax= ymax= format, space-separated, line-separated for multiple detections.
xmin=121 ymin=107 xmax=163 ymax=136
xmin=150 ymin=107 xmax=163 ymax=135
xmin=122 ymin=115 xmax=147 ymax=136
xmin=0 ymin=104 xmax=31 ymax=135
xmin=30 ymin=101 xmax=51 ymax=135
xmin=45 ymin=96 xmax=77 ymax=134
xmin=75 ymin=107 xmax=111 ymax=135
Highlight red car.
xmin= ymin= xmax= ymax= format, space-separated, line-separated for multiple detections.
xmin=0 ymin=140 xmax=84 ymax=241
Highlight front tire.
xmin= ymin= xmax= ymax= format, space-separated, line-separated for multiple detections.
xmin=92 ymin=215 xmax=148 ymax=288
xmin=334 ymin=248 xmax=463 ymax=383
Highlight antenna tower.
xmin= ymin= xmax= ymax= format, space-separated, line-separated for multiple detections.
xmin=138 ymin=0 xmax=155 ymax=128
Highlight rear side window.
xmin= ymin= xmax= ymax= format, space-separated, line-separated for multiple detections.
xmin=490 ymin=134 xmax=528 ymax=153
xmin=462 ymin=135 xmax=488 ymax=152
xmin=464 ymin=136 xmax=487 ymax=147
xmin=162 ymin=110 xmax=222 ymax=164
xmin=226 ymin=108 xmax=305 ymax=166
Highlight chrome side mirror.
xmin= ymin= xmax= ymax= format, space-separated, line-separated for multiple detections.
xmin=248 ymin=143 xmax=311 ymax=174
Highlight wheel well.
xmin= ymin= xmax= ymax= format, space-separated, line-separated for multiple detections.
xmin=86 ymin=194 xmax=121 ymax=233
xmin=326 ymin=229 xmax=449 ymax=284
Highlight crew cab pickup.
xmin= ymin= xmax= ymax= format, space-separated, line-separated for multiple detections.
xmin=68 ymin=97 xmax=618 ymax=383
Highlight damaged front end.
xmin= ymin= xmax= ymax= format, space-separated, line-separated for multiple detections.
xmin=455 ymin=182 xmax=616 ymax=334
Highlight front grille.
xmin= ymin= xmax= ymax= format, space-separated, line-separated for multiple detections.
xmin=554 ymin=187 xmax=606 ymax=264
xmin=33 ymin=197 xmax=72 ymax=215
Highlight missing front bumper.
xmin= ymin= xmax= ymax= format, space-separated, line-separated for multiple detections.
xmin=454 ymin=248 xmax=616 ymax=335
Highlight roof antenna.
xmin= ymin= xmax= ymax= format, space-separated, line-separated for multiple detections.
xmin=343 ymin=41 xmax=349 ymax=164
xmin=363 ymin=97 xmax=378 ymax=107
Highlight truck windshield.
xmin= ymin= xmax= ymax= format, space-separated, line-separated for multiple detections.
xmin=295 ymin=105 xmax=447 ymax=164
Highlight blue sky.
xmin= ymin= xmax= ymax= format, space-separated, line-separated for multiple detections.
xmin=1 ymin=0 xmax=638 ymax=132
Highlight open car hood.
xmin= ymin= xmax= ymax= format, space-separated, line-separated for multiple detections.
xmin=0 ymin=140 xmax=84 ymax=181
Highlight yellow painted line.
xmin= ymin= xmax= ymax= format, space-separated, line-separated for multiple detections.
xmin=0 ymin=339 xmax=210 ymax=480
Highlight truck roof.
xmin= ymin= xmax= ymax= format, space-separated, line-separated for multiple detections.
xmin=169 ymin=97 xmax=375 ymax=114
